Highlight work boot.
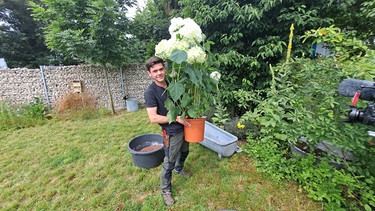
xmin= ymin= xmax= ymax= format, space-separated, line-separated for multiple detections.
xmin=174 ymin=169 xmax=191 ymax=177
xmin=162 ymin=191 xmax=174 ymax=206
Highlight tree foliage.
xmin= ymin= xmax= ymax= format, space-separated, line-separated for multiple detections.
xmin=173 ymin=0 xmax=374 ymax=116
xmin=130 ymin=0 xmax=173 ymax=62
xmin=0 ymin=0 xmax=53 ymax=68
xmin=30 ymin=0 xmax=136 ymax=114
xmin=30 ymin=0 xmax=136 ymax=67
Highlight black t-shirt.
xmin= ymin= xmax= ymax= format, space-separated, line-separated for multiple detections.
xmin=144 ymin=82 xmax=183 ymax=135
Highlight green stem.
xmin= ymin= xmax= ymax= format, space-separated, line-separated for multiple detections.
xmin=194 ymin=86 xmax=197 ymax=103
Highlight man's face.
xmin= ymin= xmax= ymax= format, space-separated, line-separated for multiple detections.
xmin=148 ymin=63 xmax=166 ymax=83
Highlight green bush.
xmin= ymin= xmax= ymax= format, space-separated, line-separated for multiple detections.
xmin=23 ymin=97 xmax=47 ymax=119
xmin=0 ymin=98 xmax=48 ymax=131
xmin=239 ymin=38 xmax=375 ymax=210
xmin=0 ymin=102 xmax=22 ymax=130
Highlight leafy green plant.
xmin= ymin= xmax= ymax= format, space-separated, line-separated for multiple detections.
xmin=23 ymin=97 xmax=47 ymax=119
xmin=239 ymin=29 xmax=375 ymax=209
xmin=222 ymin=117 xmax=258 ymax=141
xmin=0 ymin=102 xmax=22 ymax=130
xmin=154 ymin=17 xmax=219 ymax=121
xmin=211 ymin=101 xmax=230 ymax=128
xmin=0 ymin=98 xmax=49 ymax=131
xmin=301 ymin=25 xmax=368 ymax=62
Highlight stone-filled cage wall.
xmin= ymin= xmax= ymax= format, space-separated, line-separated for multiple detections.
xmin=0 ymin=64 xmax=152 ymax=111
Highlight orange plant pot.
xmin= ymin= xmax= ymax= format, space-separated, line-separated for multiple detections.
xmin=184 ymin=117 xmax=206 ymax=143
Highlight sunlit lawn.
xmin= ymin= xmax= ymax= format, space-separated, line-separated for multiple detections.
xmin=0 ymin=108 xmax=323 ymax=210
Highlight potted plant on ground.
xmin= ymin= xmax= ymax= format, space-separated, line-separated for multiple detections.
xmin=154 ymin=17 xmax=220 ymax=142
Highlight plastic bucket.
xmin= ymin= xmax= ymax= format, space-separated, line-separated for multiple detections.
xmin=126 ymin=98 xmax=138 ymax=112
xmin=128 ymin=134 xmax=165 ymax=169
xmin=0 ymin=58 xmax=7 ymax=69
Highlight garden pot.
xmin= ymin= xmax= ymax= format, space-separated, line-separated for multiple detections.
xmin=184 ymin=117 xmax=206 ymax=142
xmin=128 ymin=134 xmax=164 ymax=169
xmin=289 ymin=137 xmax=354 ymax=170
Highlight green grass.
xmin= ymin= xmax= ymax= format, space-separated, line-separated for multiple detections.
xmin=0 ymin=108 xmax=323 ymax=210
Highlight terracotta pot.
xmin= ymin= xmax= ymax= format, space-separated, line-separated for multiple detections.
xmin=184 ymin=117 xmax=206 ymax=142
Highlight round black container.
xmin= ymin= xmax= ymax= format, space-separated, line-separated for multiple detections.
xmin=128 ymin=134 xmax=165 ymax=169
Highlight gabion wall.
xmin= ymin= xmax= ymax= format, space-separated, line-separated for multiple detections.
xmin=0 ymin=64 xmax=152 ymax=110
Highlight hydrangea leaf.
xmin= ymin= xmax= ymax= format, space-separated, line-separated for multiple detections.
xmin=184 ymin=65 xmax=200 ymax=86
xmin=168 ymin=81 xmax=184 ymax=102
xmin=170 ymin=50 xmax=187 ymax=64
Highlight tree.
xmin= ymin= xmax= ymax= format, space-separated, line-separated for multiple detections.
xmin=131 ymin=0 xmax=374 ymax=115
xmin=130 ymin=0 xmax=172 ymax=61
xmin=30 ymin=0 xmax=136 ymax=114
xmin=175 ymin=0 xmax=374 ymax=116
xmin=0 ymin=0 xmax=53 ymax=68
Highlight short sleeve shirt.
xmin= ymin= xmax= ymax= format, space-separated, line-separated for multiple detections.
xmin=144 ymin=82 xmax=183 ymax=135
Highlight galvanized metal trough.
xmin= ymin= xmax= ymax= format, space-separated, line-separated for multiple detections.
xmin=200 ymin=121 xmax=238 ymax=160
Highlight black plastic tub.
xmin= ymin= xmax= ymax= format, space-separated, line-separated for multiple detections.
xmin=128 ymin=134 xmax=164 ymax=169
xmin=289 ymin=137 xmax=354 ymax=170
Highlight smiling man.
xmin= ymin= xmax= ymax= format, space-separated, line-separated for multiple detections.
xmin=144 ymin=56 xmax=191 ymax=206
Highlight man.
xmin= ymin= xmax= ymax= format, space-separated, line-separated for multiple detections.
xmin=144 ymin=56 xmax=191 ymax=206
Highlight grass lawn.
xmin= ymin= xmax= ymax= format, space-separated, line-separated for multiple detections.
xmin=0 ymin=108 xmax=323 ymax=210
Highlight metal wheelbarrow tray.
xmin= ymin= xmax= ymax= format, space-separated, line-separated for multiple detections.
xmin=200 ymin=121 xmax=238 ymax=159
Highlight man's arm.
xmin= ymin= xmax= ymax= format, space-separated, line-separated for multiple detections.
xmin=146 ymin=107 xmax=169 ymax=124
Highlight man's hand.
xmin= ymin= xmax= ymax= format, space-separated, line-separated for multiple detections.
xmin=176 ymin=116 xmax=191 ymax=127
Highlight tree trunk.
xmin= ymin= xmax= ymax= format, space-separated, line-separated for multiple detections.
xmin=104 ymin=66 xmax=115 ymax=115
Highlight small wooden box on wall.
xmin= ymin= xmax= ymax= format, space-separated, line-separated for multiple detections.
xmin=71 ymin=80 xmax=82 ymax=93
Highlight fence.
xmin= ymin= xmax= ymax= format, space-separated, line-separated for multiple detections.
xmin=0 ymin=64 xmax=152 ymax=110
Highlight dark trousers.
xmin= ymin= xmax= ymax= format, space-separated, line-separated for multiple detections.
xmin=161 ymin=131 xmax=189 ymax=192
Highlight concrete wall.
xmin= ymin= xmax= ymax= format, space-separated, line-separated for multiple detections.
xmin=0 ymin=64 xmax=152 ymax=110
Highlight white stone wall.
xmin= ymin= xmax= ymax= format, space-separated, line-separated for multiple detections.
xmin=0 ymin=64 xmax=152 ymax=110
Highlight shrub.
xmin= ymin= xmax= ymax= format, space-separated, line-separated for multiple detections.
xmin=23 ymin=97 xmax=47 ymax=119
xmin=240 ymin=55 xmax=375 ymax=210
xmin=237 ymin=26 xmax=375 ymax=209
xmin=0 ymin=98 xmax=49 ymax=130
xmin=55 ymin=92 xmax=96 ymax=113
xmin=54 ymin=92 xmax=111 ymax=121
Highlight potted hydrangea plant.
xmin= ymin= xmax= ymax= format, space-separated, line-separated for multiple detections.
xmin=155 ymin=17 xmax=220 ymax=142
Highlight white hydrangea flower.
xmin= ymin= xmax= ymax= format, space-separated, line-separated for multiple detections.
xmin=155 ymin=39 xmax=190 ymax=59
xmin=156 ymin=17 xmax=207 ymax=65
xmin=172 ymin=39 xmax=190 ymax=52
xmin=169 ymin=17 xmax=184 ymax=35
xmin=187 ymin=46 xmax=206 ymax=64
xmin=155 ymin=39 xmax=173 ymax=59
xmin=170 ymin=18 xmax=203 ymax=44
xmin=177 ymin=26 xmax=203 ymax=44
xmin=210 ymin=71 xmax=221 ymax=81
